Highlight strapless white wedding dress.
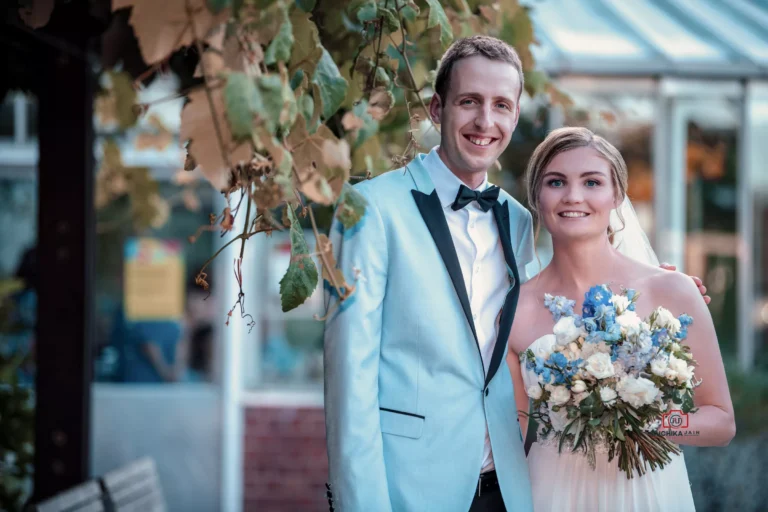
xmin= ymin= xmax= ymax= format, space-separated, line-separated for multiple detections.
xmin=521 ymin=334 xmax=696 ymax=512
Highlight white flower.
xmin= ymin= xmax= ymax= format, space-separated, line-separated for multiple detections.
xmin=610 ymin=294 xmax=630 ymax=314
xmin=664 ymin=368 xmax=679 ymax=381
xmin=585 ymin=352 xmax=615 ymax=380
xmin=568 ymin=342 xmax=580 ymax=354
xmin=612 ymin=360 xmax=626 ymax=377
xmin=650 ymin=357 xmax=669 ymax=377
xmin=547 ymin=385 xmax=571 ymax=406
xmin=527 ymin=385 xmax=543 ymax=400
xmin=616 ymin=310 xmax=642 ymax=336
xmin=654 ymin=307 xmax=682 ymax=335
xmin=553 ymin=316 xmax=581 ymax=346
xmin=668 ymin=354 xmax=695 ymax=383
xmin=617 ymin=376 xmax=660 ymax=408
xmin=571 ymin=380 xmax=587 ymax=393
xmin=548 ymin=406 xmax=570 ymax=432
xmin=599 ymin=386 xmax=618 ymax=406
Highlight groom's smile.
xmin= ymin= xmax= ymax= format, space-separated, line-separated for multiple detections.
xmin=429 ymin=55 xmax=521 ymax=188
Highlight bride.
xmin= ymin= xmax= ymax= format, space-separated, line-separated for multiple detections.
xmin=507 ymin=127 xmax=736 ymax=511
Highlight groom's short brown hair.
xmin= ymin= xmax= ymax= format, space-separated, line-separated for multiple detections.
xmin=433 ymin=36 xmax=524 ymax=104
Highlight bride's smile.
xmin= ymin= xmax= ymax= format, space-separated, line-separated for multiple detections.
xmin=537 ymin=145 xmax=620 ymax=243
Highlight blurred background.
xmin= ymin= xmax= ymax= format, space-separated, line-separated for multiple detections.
xmin=1 ymin=0 xmax=767 ymax=511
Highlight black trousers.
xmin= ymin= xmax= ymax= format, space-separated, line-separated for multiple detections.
xmin=468 ymin=486 xmax=506 ymax=512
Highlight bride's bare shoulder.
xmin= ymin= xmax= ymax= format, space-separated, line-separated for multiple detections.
xmin=643 ymin=268 xmax=702 ymax=310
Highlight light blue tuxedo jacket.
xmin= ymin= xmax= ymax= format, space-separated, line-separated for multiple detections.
xmin=323 ymin=152 xmax=536 ymax=511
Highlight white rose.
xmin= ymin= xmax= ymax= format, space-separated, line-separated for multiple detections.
xmin=548 ymin=406 xmax=570 ymax=432
xmin=617 ymin=376 xmax=660 ymax=408
xmin=599 ymin=386 xmax=618 ymax=406
xmin=610 ymin=294 xmax=630 ymax=314
xmin=527 ymin=385 xmax=543 ymax=400
xmin=568 ymin=342 xmax=580 ymax=354
xmin=553 ymin=316 xmax=581 ymax=346
xmin=668 ymin=354 xmax=695 ymax=383
xmin=585 ymin=352 xmax=615 ymax=380
xmin=616 ymin=310 xmax=642 ymax=336
xmin=664 ymin=368 xmax=679 ymax=381
xmin=547 ymin=385 xmax=571 ymax=406
xmin=654 ymin=307 xmax=682 ymax=335
xmin=650 ymin=357 xmax=669 ymax=377
xmin=571 ymin=380 xmax=587 ymax=393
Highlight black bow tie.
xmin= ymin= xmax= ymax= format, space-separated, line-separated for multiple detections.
xmin=451 ymin=184 xmax=500 ymax=212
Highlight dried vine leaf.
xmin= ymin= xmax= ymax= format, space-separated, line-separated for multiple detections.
xmin=315 ymin=233 xmax=350 ymax=297
xmin=113 ymin=0 xmax=229 ymax=65
xmin=286 ymin=115 xmax=350 ymax=204
xmin=312 ymin=49 xmax=348 ymax=120
xmin=367 ymin=87 xmax=394 ymax=121
xmin=335 ymin=182 xmax=368 ymax=230
xmin=425 ymin=0 xmax=454 ymax=50
xmin=289 ymin=9 xmax=323 ymax=78
xmin=224 ymin=72 xmax=262 ymax=139
xmin=264 ymin=9 xmax=293 ymax=65
xmin=279 ymin=206 xmax=318 ymax=312
xmin=180 ymin=87 xmax=252 ymax=191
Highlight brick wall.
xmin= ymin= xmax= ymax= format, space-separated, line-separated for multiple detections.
xmin=243 ymin=406 xmax=329 ymax=512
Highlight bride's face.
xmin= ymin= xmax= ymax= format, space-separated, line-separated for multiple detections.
xmin=538 ymin=146 xmax=618 ymax=242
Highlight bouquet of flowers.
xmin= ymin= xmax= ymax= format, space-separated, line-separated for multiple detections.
xmin=521 ymin=284 xmax=699 ymax=478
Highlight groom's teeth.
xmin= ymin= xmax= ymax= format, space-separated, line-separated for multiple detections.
xmin=468 ymin=137 xmax=492 ymax=146
xmin=560 ymin=212 xmax=588 ymax=218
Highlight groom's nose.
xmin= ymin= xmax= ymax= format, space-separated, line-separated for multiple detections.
xmin=473 ymin=104 xmax=493 ymax=130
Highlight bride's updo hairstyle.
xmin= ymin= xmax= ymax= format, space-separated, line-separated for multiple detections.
xmin=525 ymin=126 xmax=629 ymax=243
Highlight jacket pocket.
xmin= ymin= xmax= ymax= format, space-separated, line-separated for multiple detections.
xmin=379 ymin=407 xmax=425 ymax=439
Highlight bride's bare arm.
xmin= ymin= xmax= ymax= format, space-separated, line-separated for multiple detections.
xmin=654 ymin=271 xmax=736 ymax=447
xmin=508 ymin=348 xmax=531 ymax=441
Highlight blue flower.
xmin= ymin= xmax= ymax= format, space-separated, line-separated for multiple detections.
xmin=583 ymin=284 xmax=613 ymax=317
xmin=544 ymin=294 xmax=576 ymax=322
xmin=583 ymin=318 xmax=598 ymax=333
xmin=602 ymin=324 xmax=622 ymax=343
xmin=594 ymin=304 xmax=616 ymax=328
xmin=679 ymin=314 xmax=693 ymax=328
xmin=651 ymin=328 xmax=669 ymax=347
xmin=549 ymin=352 xmax=569 ymax=368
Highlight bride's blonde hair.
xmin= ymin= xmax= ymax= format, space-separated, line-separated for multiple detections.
xmin=525 ymin=126 xmax=629 ymax=244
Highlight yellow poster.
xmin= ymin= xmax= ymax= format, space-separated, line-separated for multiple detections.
xmin=124 ymin=237 xmax=184 ymax=321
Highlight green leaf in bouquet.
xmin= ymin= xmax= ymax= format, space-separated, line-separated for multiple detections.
xmin=279 ymin=206 xmax=319 ymax=312
xmin=572 ymin=418 xmax=586 ymax=451
xmin=207 ymin=0 xmax=231 ymax=13
xmin=613 ymin=414 xmax=626 ymax=441
xmin=579 ymin=391 xmax=605 ymax=418
xmin=681 ymin=391 xmax=695 ymax=413
xmin=588 ymin=417 xmax=601 ymax=427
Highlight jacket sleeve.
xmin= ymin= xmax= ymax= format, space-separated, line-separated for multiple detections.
xmin=323 ymin=185 xmax=393 ymax=511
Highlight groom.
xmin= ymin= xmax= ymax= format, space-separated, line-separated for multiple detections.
xmin=323 ymin=36 xmax=534 ymax=512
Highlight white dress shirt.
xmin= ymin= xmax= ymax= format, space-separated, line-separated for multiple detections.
xmin=424 ymin=147 xmax=508 ymax=473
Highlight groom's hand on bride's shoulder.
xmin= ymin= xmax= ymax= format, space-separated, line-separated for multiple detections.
xmin=660 ymin=263 xmax=711 ymax=305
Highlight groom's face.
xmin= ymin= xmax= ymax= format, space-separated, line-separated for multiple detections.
xmin=430 ymin=56 xmax=521 ymax=181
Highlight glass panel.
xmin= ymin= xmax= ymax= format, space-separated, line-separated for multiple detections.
xmin=0 ymin=98 xmax=37 ymax=509
xmin=683 ymin=99 xmax=740 ymax=358
xmin=606 ymin=0 xmax=729 ymax=61
xmin=530 ymin=0 xmax=651 ymax=59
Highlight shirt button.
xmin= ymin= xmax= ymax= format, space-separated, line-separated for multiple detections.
xmin=474 ymin=266 xmax=480 ymax=274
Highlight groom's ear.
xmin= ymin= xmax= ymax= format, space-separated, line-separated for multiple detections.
xmin=429 ymin=94 xmax=443 ymax=124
